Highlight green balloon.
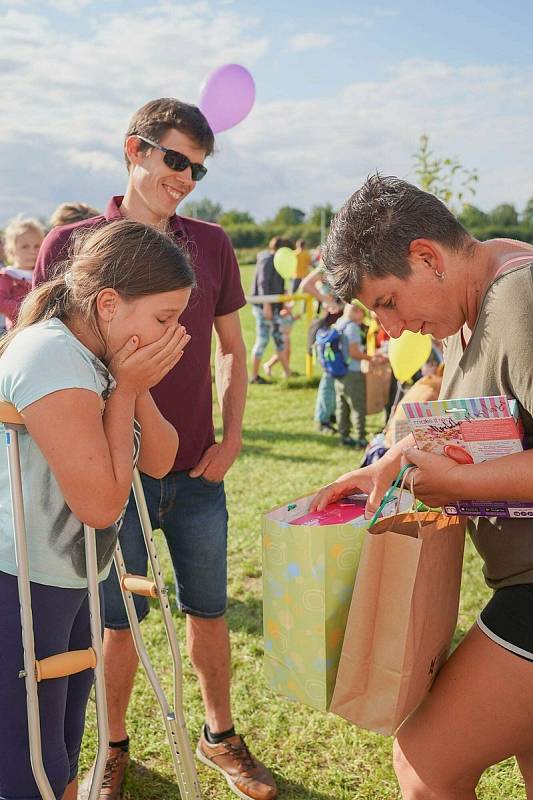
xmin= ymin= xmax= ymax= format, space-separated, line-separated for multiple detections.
xmin=273 ymin=247 xmax=297 ymax=281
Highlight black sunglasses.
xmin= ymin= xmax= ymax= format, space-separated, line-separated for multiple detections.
xmin=134 ymin=134 xmax=208 ymax=181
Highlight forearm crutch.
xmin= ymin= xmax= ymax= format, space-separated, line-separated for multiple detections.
xmin=0 ymin=401 xmax=109 ymax=800
xmin=113 ymin=468 xmax=202 ymax=800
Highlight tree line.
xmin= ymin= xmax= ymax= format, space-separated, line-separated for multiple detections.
xmin=181 ymin=200 xmax=335 ymax=249
xmin=182 ymin=196 xmax=533 ymax=251
xmin=182 ymin=135 xmax=533 ymax=250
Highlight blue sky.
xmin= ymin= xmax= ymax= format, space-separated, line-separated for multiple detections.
xmin=1 ymin=0 xmax=532 ymax=224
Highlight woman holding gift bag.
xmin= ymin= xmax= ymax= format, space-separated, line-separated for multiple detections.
xmin=311 ymin=174 xmax=533 ymax=800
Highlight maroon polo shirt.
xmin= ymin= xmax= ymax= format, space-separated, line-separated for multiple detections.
xmin=34 ymin=196 xmax=246 ymax=471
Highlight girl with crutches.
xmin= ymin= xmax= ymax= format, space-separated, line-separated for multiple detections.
xmin=0 ymin=219 xmax=194 ymax=800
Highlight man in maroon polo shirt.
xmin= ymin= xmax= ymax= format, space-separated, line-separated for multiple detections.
xmin=34 ymin=98 xmax=277 ymax=800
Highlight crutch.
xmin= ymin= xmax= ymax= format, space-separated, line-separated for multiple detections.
xmin=113 ymin=468 xmax=202 ymax=799
xmin=0 ymin=401 xmax=109 ymax=800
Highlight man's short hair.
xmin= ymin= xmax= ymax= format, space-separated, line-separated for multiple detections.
xmin=269 ymin=236 xmax=284 ymax=251
xmin=124 ymin=98 xmax=215 ymax=171
xmin=323 ymin=173 xmax=472 ymax=302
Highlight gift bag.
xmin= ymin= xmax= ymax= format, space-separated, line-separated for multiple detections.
xmin=262 ymin=494 xmax=370 ymax=711
xmin=362 ymin=361 xmax=392 ymax=415
xmin=330 ymin=469 xmax=466 ymax=735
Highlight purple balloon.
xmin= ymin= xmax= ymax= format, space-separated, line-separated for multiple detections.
xmin=199 ymin=64 xmax=256 ymax=134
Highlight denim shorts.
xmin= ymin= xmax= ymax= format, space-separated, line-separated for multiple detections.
xmin=0 ymin=571 xmax=97 ymax=799
xmin=103 ymin=470 xmax=228 ymax=628
xmin=251 ymin=305 xmax=285 ymax=358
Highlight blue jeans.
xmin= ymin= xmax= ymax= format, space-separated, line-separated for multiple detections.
xmin=314 ymin=372 xmax=336 ymax=424
xmin=104 ymin=471 xmax=228 ymax=627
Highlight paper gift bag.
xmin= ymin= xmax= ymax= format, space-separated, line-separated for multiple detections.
xmin=362 ymin=361 xmax=392 ymax=415
xmin=330 ymin=506 xmax=466 ymax=735
xmin=262 ymin=494 xmax=369 ymax=711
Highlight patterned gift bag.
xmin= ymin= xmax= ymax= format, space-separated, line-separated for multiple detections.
xmin=262 ymin=494 xmax=369 ymax=711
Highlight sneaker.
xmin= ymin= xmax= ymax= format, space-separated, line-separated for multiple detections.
xmin=249 ymin=375 xmax=271 ymax=385
xmin=341 ymin=436 xmax=368 ymax=448
xmin=78 ymin=746 xmax=129 ymax=800
xmin=316 ymin=422 xmax=337 ymax=435
xmin=196 ymin=731 xmax=277 ymax=800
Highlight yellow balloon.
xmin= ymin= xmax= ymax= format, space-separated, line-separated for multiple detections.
xmin=273 ymin=247 xmax=297 ymax=281
xmin=388 ymin=331 xmax=432 ymax=383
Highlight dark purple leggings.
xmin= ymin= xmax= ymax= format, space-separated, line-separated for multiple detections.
xmin=0 ymin=571 xmax=99 ymax=800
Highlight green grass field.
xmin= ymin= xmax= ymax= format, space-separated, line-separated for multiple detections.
xmin=82 ymin=263 xmax=525 ymax=799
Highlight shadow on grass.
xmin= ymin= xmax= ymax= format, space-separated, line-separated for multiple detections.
xmin=123 ymin=759 xmax=183 ymax=799
xmin=244 ymin=427 xmax=362 ymax=452
xmin=148 ymin=586 xmax=263 ymax=639
xmin=276 ymin=377 xmax=321 ymax=391
xmin=126 ymin=756 xmax=337 ymax=800
xmin=227 ymin=595 xmax=262 ymax=636
xmin=274 ymin=775 xmax=338 ymax=799
xmin=245 ymin=427 xmax=328 ymax=443
xmin=240 ymin=442 xmax=331 ymax=463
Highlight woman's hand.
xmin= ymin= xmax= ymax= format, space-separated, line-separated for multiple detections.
xmin=310 ymin=458 xmax=400 ymax=517
xmin=109 ymin=325 xmax=191 ymax=396
xmin=402 ymin=447 xmax=464 ymax=507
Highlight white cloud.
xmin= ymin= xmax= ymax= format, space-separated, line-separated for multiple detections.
xmin=66 ymin=149 xmax=123 ymax=174
xmin=0 ymin=2 xmax=269 ymax=221
xmin=47 ymin=0 xmax=93 ymax=11
xmin=0 ymin=3 xmax=531 ymax=224
xmin=210 ymin=59 xmax=533 ymax=219
xmin=288 ymin=32 xmax=333 ymax=52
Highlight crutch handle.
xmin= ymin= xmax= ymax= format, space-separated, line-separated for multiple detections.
xmin=121 ymin=574 xmax=158 ymax=598
xmin=0 ymin=401 xmax=23 ymax=425
xmin=35 ymin=647 xmax=97 ymax=682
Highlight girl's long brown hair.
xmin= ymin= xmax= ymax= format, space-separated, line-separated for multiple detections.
xmin=0 ymin=219 xmax=196 ymax=356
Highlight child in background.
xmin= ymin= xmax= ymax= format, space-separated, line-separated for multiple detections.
xmin=263 ymin=303 xmax=300 ymax=378
xmin=301 ymin=264 xmax=342 ymax=433
xmin=0 ymin=217 xmax=45 ymax=329
xmin=334 ymin=303 xmax=373 ymax=448
xmin=50 ymin=202 xmax=100 ymax=228
xmin=292 ymin=239 xmax=312 ymax=293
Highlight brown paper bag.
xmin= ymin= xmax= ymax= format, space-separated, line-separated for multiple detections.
xmin=362 ymin=361 xmax=392 ymax=415
xmin=330 ymin=507 xmax=466 ymax=735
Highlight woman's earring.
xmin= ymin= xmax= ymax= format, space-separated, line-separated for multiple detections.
xmin=435 ymin=269 xmax=445 ymax=280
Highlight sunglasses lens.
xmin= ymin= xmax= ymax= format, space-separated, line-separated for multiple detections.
xmin=192 ymin=165 xmax=208 ymax=181
xmin=163 ymin=151 xmax=190 ymax=172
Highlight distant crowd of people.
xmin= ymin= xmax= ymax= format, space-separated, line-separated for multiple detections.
xmin=249 ymin=236 xmax=415 ymax=449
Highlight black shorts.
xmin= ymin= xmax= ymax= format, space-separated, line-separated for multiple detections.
xmin=478 ymin=583 xmax=533 ymax=662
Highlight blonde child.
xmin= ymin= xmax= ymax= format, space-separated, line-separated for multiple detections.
xmin=0 ymin=216 xmax=45 ymax=328
xmin=263 ymin=303 xmax=300 ymax=378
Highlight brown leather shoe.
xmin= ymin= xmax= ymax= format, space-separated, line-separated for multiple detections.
xmin=196 ymin=731 xmax=277 ymax=800
xmin=78 ymin=746 xmax=129 ymax=800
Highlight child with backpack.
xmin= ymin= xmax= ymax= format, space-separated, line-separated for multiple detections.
xmin=317 ymin=303 xmax=372 ymax=447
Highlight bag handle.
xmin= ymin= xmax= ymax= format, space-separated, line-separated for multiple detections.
xmin=369 ymin=463 xmax=416 ymax=526
xmin=369 ymin=463 xmax=430 ymax=532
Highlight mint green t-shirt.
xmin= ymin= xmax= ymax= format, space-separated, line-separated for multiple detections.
xmin=0 ymin=318 xmax=140 ymax=589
